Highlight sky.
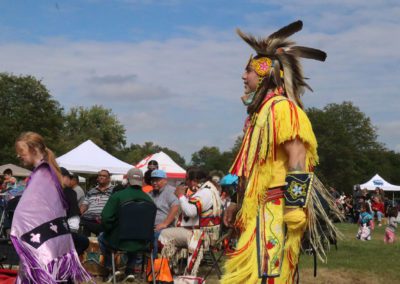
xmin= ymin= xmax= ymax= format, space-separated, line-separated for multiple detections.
xmin=0 ymin=0 xmax=399 ymax=162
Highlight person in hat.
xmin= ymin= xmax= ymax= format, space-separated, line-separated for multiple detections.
xmin=99 ymin=168 xmax=155 ymax=282
xmin=148 ymin=170 xmax=179 ymax=231
xmin=221 ymin=21 xmax=338 ymax=283
xmin=148 ymin=169 xmax=179 ymax=257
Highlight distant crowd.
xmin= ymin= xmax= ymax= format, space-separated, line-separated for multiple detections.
xmin=329 ymin=186 xmax=398 ymax=243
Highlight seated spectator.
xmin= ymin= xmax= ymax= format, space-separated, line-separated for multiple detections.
xmin=148 ymin=170 xmax=179 ymax=257
xmin=70 ymin=174 xmax=85 ymax=206
xmin=60 ymin=167 xmax=89 ymax=255
xmin=98 ymin=168 xmax=155 ymax=282
xmin=80 ymin=169 xmax=113 ymax=236
xmin=142 ymin=169 xmax=154 ymax=193
xmin=159 ymin=167 xmax=222 ymax=275
xmin=2 ymin=169 xmax=17 ymax=191
xmin=371 ymin=195 xmax=385 ymax=227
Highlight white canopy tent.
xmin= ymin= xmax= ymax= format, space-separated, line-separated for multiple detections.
xmin=56 ymin=140 xmax=133 ymax=175
xmin=359 ymin=174 xmax=400 ymax=191
xmin=135 ymin=151 xmax=186 ymax=179
xmin=358 ymin=174 xmax=400 ymax=206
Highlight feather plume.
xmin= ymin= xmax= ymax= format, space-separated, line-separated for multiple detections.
xmin=273 ymin=59 xmax=282 ymax=87
xmin=237 ymin=20 xmax=326 ymax=108
xmin=287 ymin=46 xmax=327 ymax=61
xmin=268 ymin=20 xmax=303 ymax=40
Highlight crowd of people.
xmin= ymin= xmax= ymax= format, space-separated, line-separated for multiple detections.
xmin=329 ymin=187 xmax=398 ymax=243
xmin=0 ymin=133 xmax=232 ymax=283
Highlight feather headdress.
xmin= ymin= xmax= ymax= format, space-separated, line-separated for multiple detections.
xmin=238 ymin=20 xmax=326 ymax=108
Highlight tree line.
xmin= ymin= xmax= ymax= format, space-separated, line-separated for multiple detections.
xmin=1 ymin=73 xmax=399 ymax=194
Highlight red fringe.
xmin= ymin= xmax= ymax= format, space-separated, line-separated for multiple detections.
xmin=226 ymin=228 xmax=256 ymax=257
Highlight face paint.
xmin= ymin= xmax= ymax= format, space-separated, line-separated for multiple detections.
xmin=241 ymin=91 xmax=256 ymax=106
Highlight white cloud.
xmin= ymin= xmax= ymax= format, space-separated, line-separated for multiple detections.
xmin=0 ymin=2 xmax=399 ymax=160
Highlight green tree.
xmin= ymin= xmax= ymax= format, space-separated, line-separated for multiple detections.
xmin=0 ymin=73 xmax=64 ymax=163
xmin=191 ymin=136 xmax=243 ymax=173
xmin=117 ymin=142 xmax=186 ymax=167
xmin=307 ymin=101 xmax=400 ymax=193
xmin=191 ymin=146 xmax=223 ymax=173
xmin=62 ymin=105 xmax=126 ymax=155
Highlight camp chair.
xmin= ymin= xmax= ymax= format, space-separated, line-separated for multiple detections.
xmin=203 ymin=228 xmax=233 ymax=280
xmin=110 ymin=200 xmax=157 ymax=284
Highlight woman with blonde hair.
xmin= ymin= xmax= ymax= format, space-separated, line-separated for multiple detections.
xmin=11 ymin=132 xmax=91 ymax=283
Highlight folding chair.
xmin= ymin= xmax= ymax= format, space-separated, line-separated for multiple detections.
xmin=110 ymin=200 xmax=157 ymax=284
xmin=203 ymin=228 xmax=233 ymax=280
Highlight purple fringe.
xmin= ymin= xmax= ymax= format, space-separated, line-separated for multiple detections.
xmin=11 ymin=236 xmax=93 ymax=283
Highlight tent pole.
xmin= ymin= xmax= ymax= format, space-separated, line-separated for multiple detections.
xmin=393 ymin=192 xmax=395 ymax=207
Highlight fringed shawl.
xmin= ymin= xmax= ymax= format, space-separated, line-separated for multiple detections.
xmin=11 ymin=161 xmax=91 ymax=284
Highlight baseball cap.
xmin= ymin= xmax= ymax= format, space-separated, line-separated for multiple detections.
xmin=151 ymin=169 xmax=167 ymax=179
xmin=127 ymin=168 xmax=143 ymax=186
xmin=60 ymin=167 xmax=72 ymax=178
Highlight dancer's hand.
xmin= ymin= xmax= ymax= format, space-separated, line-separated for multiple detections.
xmin=224 ymin=203 xmax=238 ymax=227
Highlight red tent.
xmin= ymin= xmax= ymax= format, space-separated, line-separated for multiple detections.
xmin=135 ymin=151 xmax=186 ymax=179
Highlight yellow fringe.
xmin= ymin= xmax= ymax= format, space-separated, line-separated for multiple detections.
xmin=223 ymin=95 xmax=318 ymax=284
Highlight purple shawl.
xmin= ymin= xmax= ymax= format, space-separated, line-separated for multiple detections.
xmin=11 ymin=161 xmax=91 ymax=283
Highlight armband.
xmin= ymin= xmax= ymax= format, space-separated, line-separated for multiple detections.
xmin=284 ymin=172 xmax=314 ymax=208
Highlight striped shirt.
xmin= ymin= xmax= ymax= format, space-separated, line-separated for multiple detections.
xmin=81 ymin=185 xmax=113 ymax=220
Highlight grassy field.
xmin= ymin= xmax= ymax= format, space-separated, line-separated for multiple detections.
xmin=298 ymin=222 xmax=400 ymax=284
xmin=93 ymin=223 xmax=399 ymax=283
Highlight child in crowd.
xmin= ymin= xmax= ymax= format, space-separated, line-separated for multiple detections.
xmin=384 ymin=206 xmax=398 ymax=244
xmin=356 ymin=203 xmax=373 ymax=241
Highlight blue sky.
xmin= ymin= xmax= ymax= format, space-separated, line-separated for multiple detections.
xmin=1 ymin=0 xmax=399 ymax=162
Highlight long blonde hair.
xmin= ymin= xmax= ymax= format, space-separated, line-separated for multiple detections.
xmin=15 ymin=131 xmax=63 ymax=186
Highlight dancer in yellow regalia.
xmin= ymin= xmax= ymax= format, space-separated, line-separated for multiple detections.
xmin=222 ymin=21 xmax=333 ymax=284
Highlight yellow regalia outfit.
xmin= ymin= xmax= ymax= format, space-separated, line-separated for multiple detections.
xmin=221 ymin=20 xmax=339 ymax=284
xmin=222 ymin=92 xmax=317 ymax=284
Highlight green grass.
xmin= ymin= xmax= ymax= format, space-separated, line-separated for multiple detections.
xmin=298 ymin=223 xmax=400 ymax=283
xmin=94 ymin=223 xmax=399 ymax=283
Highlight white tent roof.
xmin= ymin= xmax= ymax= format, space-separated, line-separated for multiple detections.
xmin=135 ymin=151 xmax=186 ymax=179
xmin=359 ymin=174 xmax=400 ymax=191
xmin=0 ymin=164 xmax=32 ymax=177
xmin=56 ymin=140 xmax=133 ymax=174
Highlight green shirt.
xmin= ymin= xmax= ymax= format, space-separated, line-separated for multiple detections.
xmin=101 ymin=185 xmax=154 ymax=252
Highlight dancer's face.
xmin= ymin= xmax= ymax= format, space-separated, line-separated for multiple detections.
xmin=242 ymin=65 xmax=259 ymax=94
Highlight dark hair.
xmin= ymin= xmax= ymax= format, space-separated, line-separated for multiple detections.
xmin=3 ymin=168 xmax=13 ymax=176
xmin=98 ymin=169 xmax=110 ymax=177
xmin=148 ymin=160 xmax=159 ymax=169
xmin=388 ymin=206 xmax=398 ymax=218
xmin=360 ymin=203 xmax=367 ymax=211
xmin=144 ymin=169 xmax=153 ymax=185
xmin=71 ymin=174 xmax=79 ymax=181
xmin=186 ymin=167 xmax=209 ymax=183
